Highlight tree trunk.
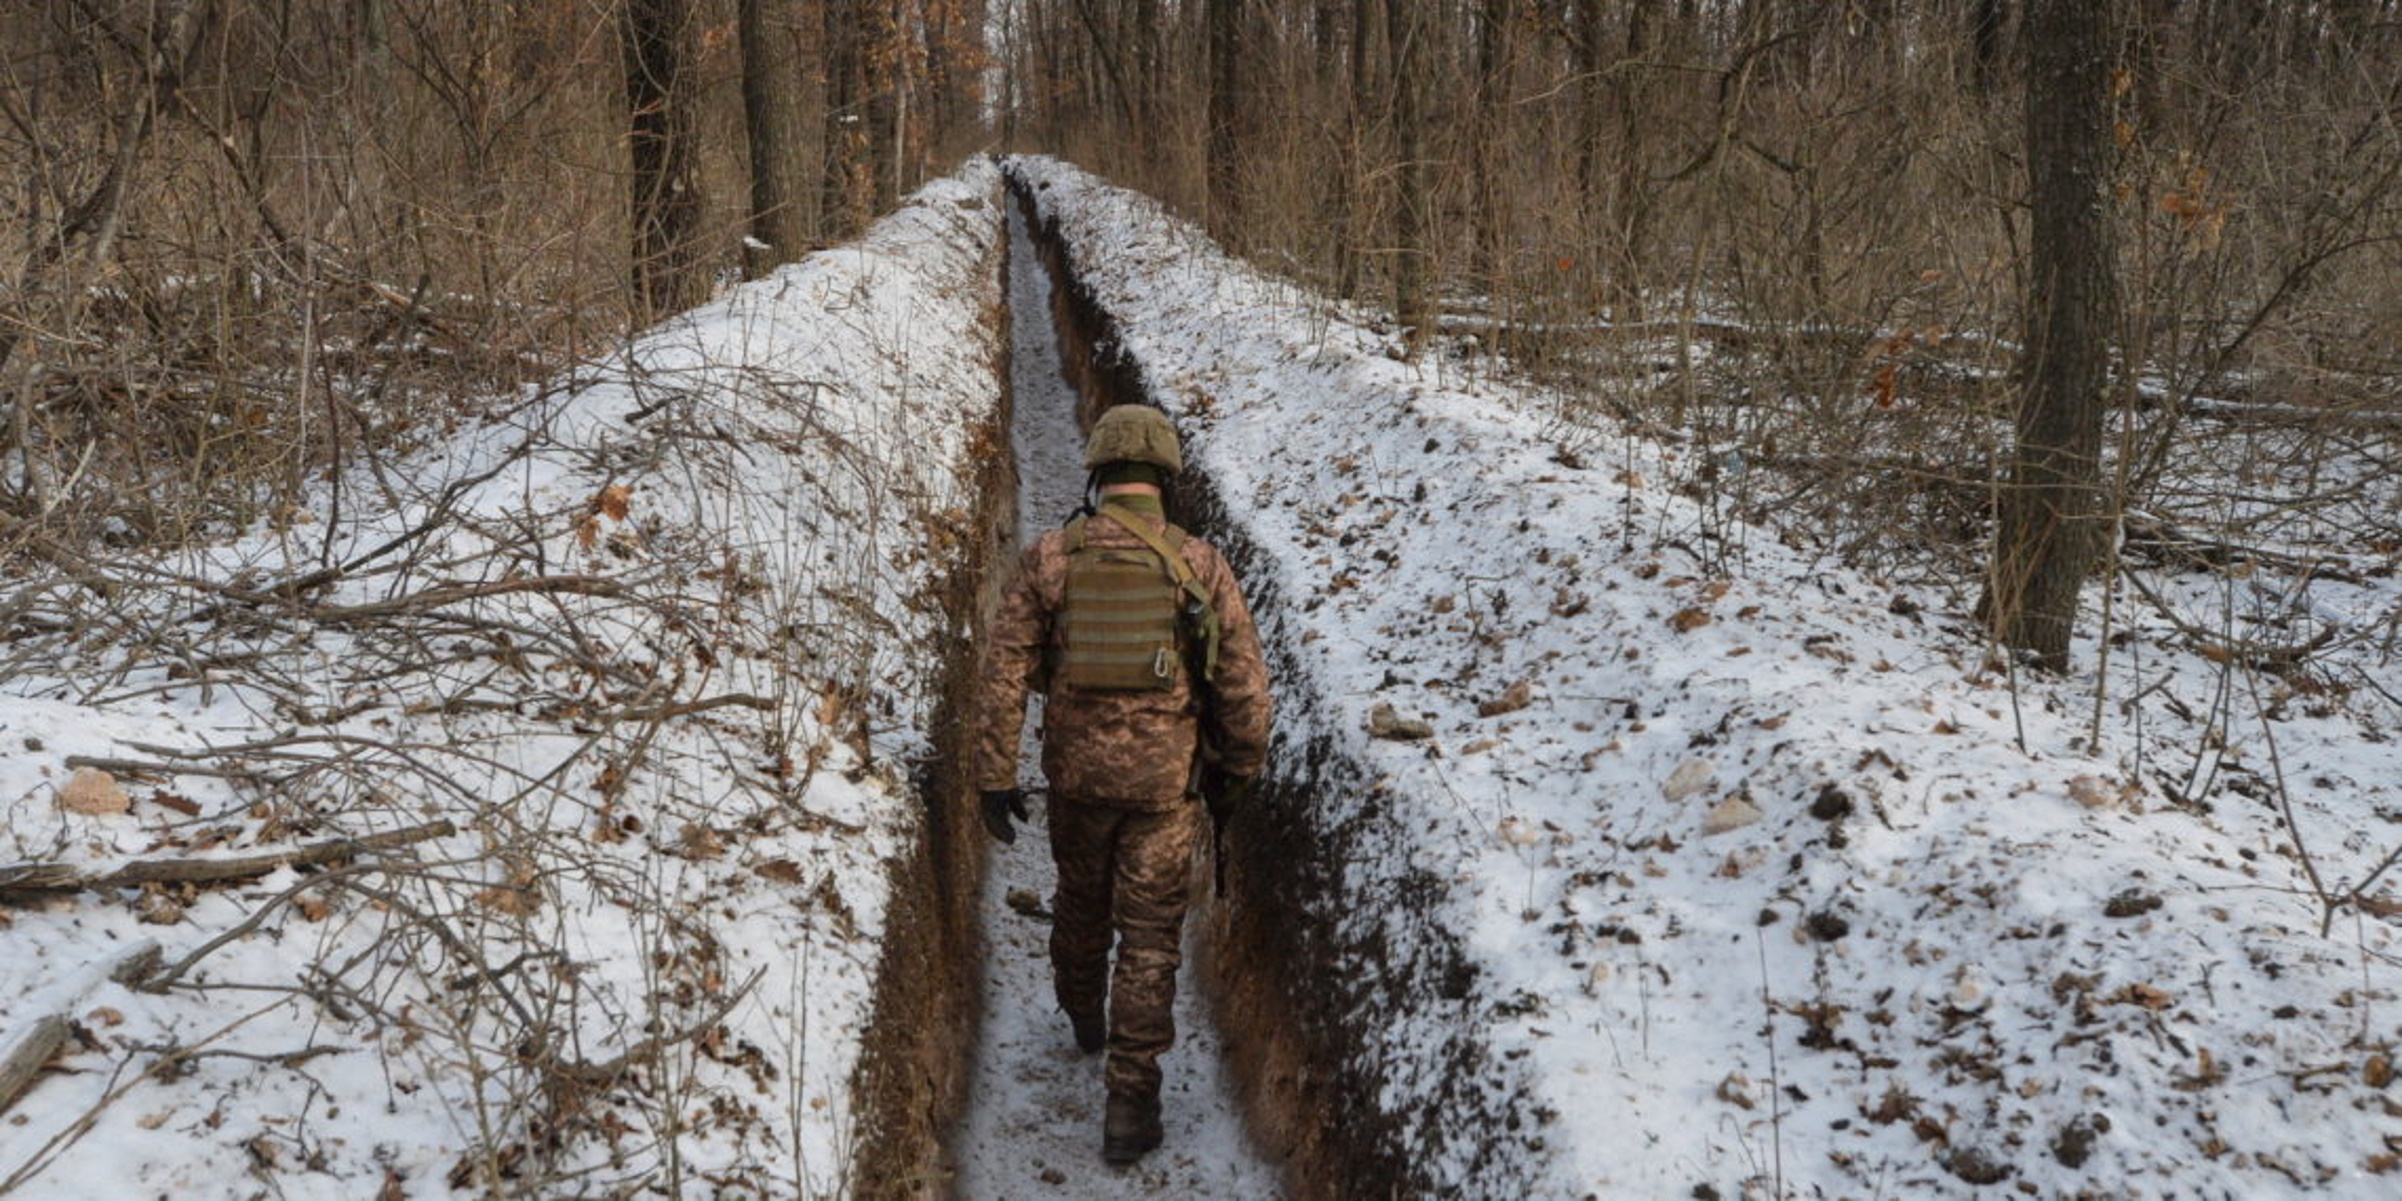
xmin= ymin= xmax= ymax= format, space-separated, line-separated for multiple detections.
xmin=822 ymin=0 xmax=876 ymax=238
xmin=740 ymin=0 xmax=812 ymax=277
xmin=1613 ymin=0 xmax=1659 ymax=320
xmin=1132 ymin=0 xmax=1162 ymax=168
xmin=1207 ymin=0 xmax=1243 ymax=235
xmin=1986 ymin=0 xmax=2119 ymax=672
xmin=1386 ymin=0 xmax=1430 ymax=351
xmin=1472 ymin=0 xmax=1514 ymax=291
xmin=1573 ymin=0 xmax=1604 ymax=239
xmin=1969 ymin=0 xmax=2007 ymax=96
xmin=1332 ymin=0 xmax=1378 ymax=300
xmin=926 ymin=0 xmax=987 ymax=164
xmin=623 ymin=0 xmax=706 ymax=318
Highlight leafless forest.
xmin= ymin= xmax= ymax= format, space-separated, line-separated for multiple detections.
xmin=1 ymin=5 xmax=2397 ymax=1195
xmin=3 ymin=1 xmax=2397 ymax=659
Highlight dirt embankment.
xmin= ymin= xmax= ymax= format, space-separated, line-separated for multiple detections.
xmin=1006 ymin=169 xmax=1479 ymax=1200
xmin=846 ymin=184 xmax=1020 ymax=1200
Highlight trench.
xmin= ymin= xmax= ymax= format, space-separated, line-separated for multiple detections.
xmin=998 ymin=165 xmax=1491 ymax=1199
xmin=844 ymin=184 xmax=1013 ymax=1200
xmin=939 ymin=179 xmax=1286 ymax=1198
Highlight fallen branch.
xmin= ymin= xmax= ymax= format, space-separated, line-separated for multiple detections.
xmin=0 ymin=1019 xmax=69 ymax=1123
xmin=60 ymin=755 xmax=265 ymax=783
xmin=2119 ymin=567 xmax=2340 ymax=673
xmin=616 ymin=692 xmax=777 ymax=723
xmin=310 ymin=575 xmax=624 ymax=624
xmin=2123 ymin=511 xmax=2366 ymax=585
xmin=0 ymin=820 xmax=456 ymax=896
xmin=0 ymin=939 xmax=159 ymax=1119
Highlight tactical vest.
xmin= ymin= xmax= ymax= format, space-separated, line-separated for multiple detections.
xmin=1054 ymin=503 xmax=1220 ymax=693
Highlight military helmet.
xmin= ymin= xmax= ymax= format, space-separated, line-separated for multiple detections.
xmin=1083 ymin=405 xmax=1182 ymax=474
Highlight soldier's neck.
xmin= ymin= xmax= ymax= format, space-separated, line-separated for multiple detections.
xmin=1098 ymin=488 xmax=1163 ymax=518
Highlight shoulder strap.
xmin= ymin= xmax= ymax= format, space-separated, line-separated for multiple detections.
xmin=1098 ymin=501 xmax=1221 ymax=679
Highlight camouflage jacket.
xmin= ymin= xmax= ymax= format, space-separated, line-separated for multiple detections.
xmin=975 ymin=499 xmax=1272 ymax=809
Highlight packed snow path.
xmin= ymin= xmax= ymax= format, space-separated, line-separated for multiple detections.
xmin=947 ymin=202 xmax=1282 ymax=1195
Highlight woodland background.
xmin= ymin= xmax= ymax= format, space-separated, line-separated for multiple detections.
xmin=2 ymin=0 xmax=2396 ymax=666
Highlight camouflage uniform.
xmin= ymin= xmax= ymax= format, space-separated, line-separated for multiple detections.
xmin=976 ymin=494 xmax=1272 ymax=1101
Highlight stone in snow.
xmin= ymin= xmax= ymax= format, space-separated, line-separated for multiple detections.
xmin=1661 ymin=758 xmax=1716 ymax=801
xmin=1702 ymin=794 xmax=1764 ymax=836
xmin=1367 ymin=701 xmax=1435 ymax=741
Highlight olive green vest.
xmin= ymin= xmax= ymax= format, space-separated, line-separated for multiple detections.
xmin=1054 ymin=500 xmax=1220 ymax=693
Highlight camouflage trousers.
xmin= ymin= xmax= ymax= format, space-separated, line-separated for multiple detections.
xmin=1045 ymin=792 xmax=1205 ymax=1101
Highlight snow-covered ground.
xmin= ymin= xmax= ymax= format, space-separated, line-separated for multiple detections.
xmin=1 ymin=161 xmax=1006 ymax=1197
xmin=6 ymin=146 xmax=2395 ymax=1200
xmin=1014 ymin=154 xmax=2402 ymax=1197
xmin=948 ymin=199 xmax=1280 ymax=1196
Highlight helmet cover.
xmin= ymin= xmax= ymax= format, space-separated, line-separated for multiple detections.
xmin=1083 ymin=405 xmax=1183 ymax=474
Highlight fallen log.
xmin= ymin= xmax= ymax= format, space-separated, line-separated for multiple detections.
xmin=0 ymin=1018 xmax=67 ymax=1121
xmin=0 ymin=820 xmax=456 ymax=896
xmin=0 ymin=939 xmax=159 ymax=1118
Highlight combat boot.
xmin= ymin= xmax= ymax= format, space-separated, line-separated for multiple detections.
xmin=1101 ymin=1092 xmax=1163 ymax=1165
xmin=1069 ymin=1009 xmax=1105 ymax=1055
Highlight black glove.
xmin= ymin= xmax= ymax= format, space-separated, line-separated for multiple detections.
xmin=980 ymin=789 xmax=1030 ymax=844
xmin=1200 ymin=768 xmax=1256 ymax=825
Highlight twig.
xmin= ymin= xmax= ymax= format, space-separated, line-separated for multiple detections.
xmin=59 ymin=755 xmax=264 ymax=783
xmin=134 ymin=862 xmax=384 ymax=994
xmin=1756 ymin=929 xmax=1785 ymax=1200
xmin=308 ymin=575 xmax=624 ymax=624
xmin=552 ymin=967 xmax=766 ymax=1087
xmin=0 ymin=820 xmax=455 ymax=896
xmin=2119 ymin=565 xmax=2339 ymax=672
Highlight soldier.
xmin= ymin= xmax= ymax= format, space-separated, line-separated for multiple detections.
xmin=974 ymin=403 xmax=1273 ymax=1165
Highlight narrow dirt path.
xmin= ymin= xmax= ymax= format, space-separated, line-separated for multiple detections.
xmin=947 ymin=203 xmax=1282 ymax=1197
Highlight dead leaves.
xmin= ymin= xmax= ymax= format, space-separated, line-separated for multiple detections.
xmin=1660 ymin=577 xmax=1732 ymax=634
xmin=473 ymin=855 xmax=543 ymax=917
xmin=1477 ymin=680 xmax=1533 ymax=718
xmin=677 ymin=823 xmax=728 ymax=861
xmin=751 ymin=858 xmax=805 ymax=885
xmin=575 ymin=483 xmax=636 ymax=552
xmin=1005 ymin=888 xmax=1051 ymax=920
xmin=1367 ymin=701 xmax=1434 ymax=741
xmin=2174 ymin=1046 xmax=2228 ymax=1092
xmin=2109 ymin=981 xmax=2176 ymax=1011
xmin=2158 ymin=160 xmax=2230 ymax=251
xmin=148 ymin=790 xmax=203 ymax=818
xmin=58 ymin=767 xmax=130 ymax=816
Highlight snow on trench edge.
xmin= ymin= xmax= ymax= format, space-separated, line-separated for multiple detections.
xmin=0 ymin=160 xmax=1007 ymax=1197
xmin=1010 ymin=154 xmax=2402 ymax=1198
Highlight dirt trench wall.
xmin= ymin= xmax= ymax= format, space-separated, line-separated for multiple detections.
xmin=1006 ymin=168 xmax=1533 ymax=1199
xmin=846 ymin=176 xmax=1018 ymax=1200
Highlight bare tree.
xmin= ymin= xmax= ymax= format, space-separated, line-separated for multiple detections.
xmin=1386 ymin=0 xmax=1431 ymax=351
xmin=624 ymin=0 xmax=706 ymax=317
xmin=1471 ymin=0 xmax=1515 ymax=293
xmin=1207 ymin=0 xmax=1244 ymax=232
xmin=1333 ymin=0 xmax=1378 ymax=300
xmin=822 ymin=0 xmax=879 ymax=237
xmin=926 ymin=0 xmax=990 ymax=164
xmin=1966 ymin=0 xmax=2010 ymax=94
xmin=1985 ymin=0 xmax=2120 ymax=671
xmin=740 ymin=0 xmax=813 ymax=276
